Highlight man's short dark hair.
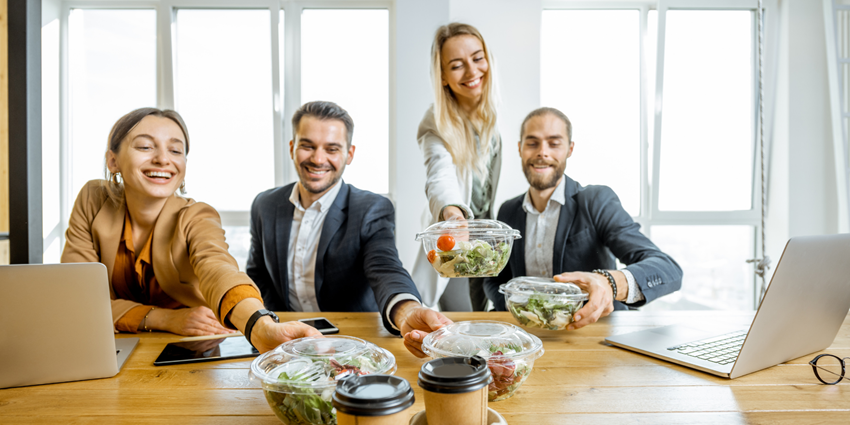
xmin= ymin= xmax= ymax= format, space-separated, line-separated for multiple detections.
xmin=291 ymin=100 xmax=355 ymax=147
xmin=520 ymin=107 xmax=572 ymax=142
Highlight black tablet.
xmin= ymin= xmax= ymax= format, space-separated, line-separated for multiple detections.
xmin=153 ymin=336 xmax=259 ymax=366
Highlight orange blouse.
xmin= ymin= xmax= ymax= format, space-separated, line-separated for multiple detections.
xmin=113 ymin=212 xmax=261 ymax=333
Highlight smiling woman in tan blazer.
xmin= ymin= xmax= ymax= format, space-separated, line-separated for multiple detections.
xmin=61 ymin=108 xmax=319 ymax=352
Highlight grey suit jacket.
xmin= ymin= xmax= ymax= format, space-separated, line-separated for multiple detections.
xmin=246 ymin=182 xmax=421 ymax=335
xmin=484 ymin=175 xmax=683 ymax=311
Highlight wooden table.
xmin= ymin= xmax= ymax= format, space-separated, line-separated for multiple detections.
xmin=1 ymin=311 xmax=848 ymax=424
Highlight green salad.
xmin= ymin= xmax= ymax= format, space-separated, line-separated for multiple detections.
xmin=263 ymin=355 xmax=384 ymax=425
xmin=508 ymin=293 xmax=585 ymax=330
xmin=431 ymin=240 xmax=511 ymax=278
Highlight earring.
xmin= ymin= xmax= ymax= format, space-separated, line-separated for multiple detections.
xmin=111 ymin=172 xmax=122 ymax=185
xmin=179 ymin=180 xmax=186 ymax=195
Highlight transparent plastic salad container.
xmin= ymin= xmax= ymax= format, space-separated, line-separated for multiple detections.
xmin=415 ymin=219 xmax=521 ymax=278
xmin=249 ymin=336 xmax=397 ymax=425
xmin=421 ymin=321 xmax=543 ymax=401
xmin=500 ymin=277 xmax=589 ymax=331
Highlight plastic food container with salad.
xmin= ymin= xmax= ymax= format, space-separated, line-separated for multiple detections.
xmin=249 ymin=336 xmax=397 ymax=425
xmin=500 ymin=277 xmax=589 ymax=331
xmin=421 ymin=320 xmax=544 ymax=401
xmin=415 ymin=219 xmax=521 ymax=278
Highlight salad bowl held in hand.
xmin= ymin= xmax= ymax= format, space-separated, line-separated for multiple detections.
xmin=415 ymin=219 xmax=521 ymax=278
xmin=500 ymin=277 xmax=589 ymax=331
xmin=421 ymin=321 xmax=544 ymax=402
xmin=250 ymin=336 xmax=396 ymax=425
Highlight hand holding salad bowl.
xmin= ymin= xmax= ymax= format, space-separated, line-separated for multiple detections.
xmin=415 ymin=219 xmax=520 ymax=279
xmin=554 ymin=271 xmax=626 ymax=331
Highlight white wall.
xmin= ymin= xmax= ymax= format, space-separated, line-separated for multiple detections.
xmin=43 ymin=0 xmax=61 ymax=25
xmin=766 ymin=0 xmax=839 ymax=281
xmin=393 ymin=0 xmax=542 ymax=270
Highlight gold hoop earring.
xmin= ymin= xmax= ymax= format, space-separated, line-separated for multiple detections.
xmin=179 ymin=180 xmax=186 ymax=195
xmin=111 ymin=172 xmax=122 ymax=186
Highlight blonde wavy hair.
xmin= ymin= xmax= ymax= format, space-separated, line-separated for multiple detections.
xmin=430 ymin=23 xmax=500 ymax=179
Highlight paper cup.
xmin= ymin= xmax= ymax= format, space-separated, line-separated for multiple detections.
xmin=418 ymin=356 xmax=492 ymax=425
xmin=333 ymin=374 xmax=415 ymax=425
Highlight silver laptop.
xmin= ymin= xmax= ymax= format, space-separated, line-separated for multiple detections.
xmin=605 ymin=234 xmax=850 ymax=379
xmin=0 ymin=263 xmax=138 ymax=388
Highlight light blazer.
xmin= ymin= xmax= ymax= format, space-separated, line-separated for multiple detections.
xmin=246 ymin=182 xmax=421 ymax=335
xmin=484 ymin=175 xmax=683 ymax=311
xmin=62 ymin=180 xmax=257 ymax=326
xmin=411 ymin=105 xmax=503 ymax=306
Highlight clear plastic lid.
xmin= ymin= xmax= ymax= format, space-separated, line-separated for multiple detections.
xmin=250 ymin=336 xmax=397 ymax=391
xmin=499 ymin=277 xmax=589 ymax=301
xmin=415 ymin=219 xmax=521 ymax=240
xmin=421 ymin=321 xmax=543 ymax=361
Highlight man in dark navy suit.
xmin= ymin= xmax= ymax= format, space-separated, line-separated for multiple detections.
xmin=247 ymin=101 xmax=449 ymax=357
xmin=484 ymin=107 xmax=683 ymax=330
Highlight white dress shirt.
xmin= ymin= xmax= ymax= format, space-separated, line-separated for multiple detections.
xmin=522 ymin=175 xmax=645 ymax=304
xmin=287 ymin=182 xmax=418 ymax=326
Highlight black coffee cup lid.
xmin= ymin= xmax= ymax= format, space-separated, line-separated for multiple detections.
xmin=418 ymin=356 xmax=492 ymax=394
xmin=332 ymin=374 xmax=415 ymax=417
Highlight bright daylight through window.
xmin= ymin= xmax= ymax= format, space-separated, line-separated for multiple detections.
xmin=542 ymin=8 xmax=757 ymax=311
xmin=68 ymin=9 xmax=157 ymax=209
xmin=301 ymin=9 xmax=389 ymax=195
xmin=658 ymin=10 xmax=754 ymax=212
xmin=175 ymin=9 xmax=275 ymax=213
xmin=542 ymin=10 xmax=641 ymax=217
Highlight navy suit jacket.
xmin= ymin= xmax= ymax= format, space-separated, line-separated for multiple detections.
xmin=484 ymin=175 xmax=682 ymax=311
xmin=246 ymin=182 xmax=421 ymax=335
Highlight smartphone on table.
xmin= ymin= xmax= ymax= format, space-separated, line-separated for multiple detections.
xmin=298 ymin=317 xmax=340 ymax=334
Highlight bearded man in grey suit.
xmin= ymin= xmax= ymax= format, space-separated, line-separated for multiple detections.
xmin=247 ymin=101 xmax=450 ymax=357
xmin=484 ymin=107 xmax=683 ymax=330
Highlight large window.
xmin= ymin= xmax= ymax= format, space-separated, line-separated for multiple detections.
xmin=543 ymin=2 xmax=761 ymax=310
xmin=301 ymin=9 xmax=389 ymax=194
xmin=49 ymin=2 xmax=391 ymax=270
xmin=541 ymin=10 xmax=641 ymax=216
xmin=68 ymin=9 xmax=157 ymax=200
xmin=174 ymin=9 xmax=275 ymax=212
xmin=658 ymin=10 xmax=754 ymax=212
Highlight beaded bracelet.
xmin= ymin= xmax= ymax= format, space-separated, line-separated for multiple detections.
xmin=142 ymin=307 xmax=156 ymax=332
xmin=592 ymin=269 xmax=617 ymax=301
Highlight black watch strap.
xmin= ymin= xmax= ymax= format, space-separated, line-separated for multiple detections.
xmin=245 ymin=309 xmax=279 ymax=348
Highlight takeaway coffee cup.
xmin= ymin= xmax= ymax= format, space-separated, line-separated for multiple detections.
xmin=333 ymin=374 xmax=416 ymax=425
xmin=417 ymin=356 xmax=492 ymax=425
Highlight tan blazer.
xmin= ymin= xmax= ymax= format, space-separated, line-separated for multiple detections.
xmin=61 ymin=180 xmax=258 ymax=326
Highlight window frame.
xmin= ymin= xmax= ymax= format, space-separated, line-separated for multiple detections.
xmin=542 ymin=0 xmax=777 ymax=308
xmin=52 ymin=0 xmax=395 ymax=242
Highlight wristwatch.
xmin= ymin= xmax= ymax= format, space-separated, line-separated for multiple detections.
xmin=245 ymin=309 xmax=279 ymax=348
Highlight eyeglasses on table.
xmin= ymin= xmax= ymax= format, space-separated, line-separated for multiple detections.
xmin=809 ymin=353 xmax=848 ymax=385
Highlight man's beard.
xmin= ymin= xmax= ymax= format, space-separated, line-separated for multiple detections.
xmin=298 ymin=161 xmax=344 ymax=194
xmin=523 ymin=159 xmax=566 ymax=191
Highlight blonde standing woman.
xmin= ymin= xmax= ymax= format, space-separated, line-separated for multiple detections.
xmin=412 ymin=23 xmax=501 ymax=311
xmin=61 ymin=107 xmax=320 ymax=352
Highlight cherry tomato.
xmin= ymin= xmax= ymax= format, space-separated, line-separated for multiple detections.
xmin=437 ymin=235 xmax=455 ymax=252
xmin=427 ymin=250 xmax=438 ymax=264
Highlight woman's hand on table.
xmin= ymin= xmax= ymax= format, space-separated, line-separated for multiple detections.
xmin=250 ymin=319 xmax=323 ymax=353
xmin=147 ymin=306 xmax=235 ymax=336
xmin=554 ymin=271 xmax=615 ymax=331
xmin=396 ymin=301 xmax=453 ymax=358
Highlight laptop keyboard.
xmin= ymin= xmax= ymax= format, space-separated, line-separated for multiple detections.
xmin=666 ymin=330 xmax=747 ymax=365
